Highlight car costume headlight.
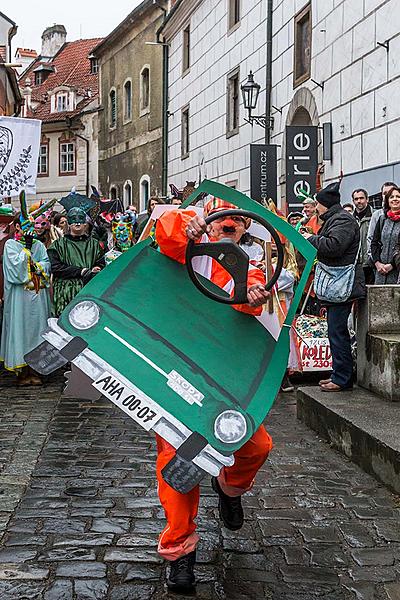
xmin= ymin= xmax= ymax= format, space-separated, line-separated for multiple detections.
xmin=68 ymin=301 xmax=100 ymax=330
xmin=214 ymin=410 xmax=247 ymax=444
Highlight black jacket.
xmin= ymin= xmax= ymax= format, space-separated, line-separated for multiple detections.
xmin=308 ymin=204 xmax=366 ymax=302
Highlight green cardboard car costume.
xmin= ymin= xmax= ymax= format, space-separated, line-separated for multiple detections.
xmin=26 ymin=181 xmax=316 ymax=493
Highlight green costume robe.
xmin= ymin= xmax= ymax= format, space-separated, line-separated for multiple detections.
xmin=0 ymin=238 xmax=51 ymax=372
xmin=48 ymin=234 xmax=104 ymax=317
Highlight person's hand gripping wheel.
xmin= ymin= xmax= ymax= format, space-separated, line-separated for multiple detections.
xmin=185 ymin=209 xmax=284 ymax=305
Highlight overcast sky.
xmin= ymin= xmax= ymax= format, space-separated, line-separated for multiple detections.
xmin=3 ymin=1 xmax=144 ymax=54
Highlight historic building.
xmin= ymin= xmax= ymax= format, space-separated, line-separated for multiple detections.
xmin=93 ymin=0 xmax=167 ymax=210
xmin=14 ymin=48 xmax=38 ymax=76
xmin=19 ymin=25 xmax=102 ymax=202
xmin=0 ymin=11 xmax=22 ymax=116
xmin=270 ymin=0 xmax=400 ymax=205
xmin=161 ymin=0 xmax=400 ymax=211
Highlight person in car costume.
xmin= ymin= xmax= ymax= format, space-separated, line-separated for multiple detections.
xmin=155 ymin=197 xmax=274 ymax=593
xmin=48 ymin=208 xmax=105 ymax=316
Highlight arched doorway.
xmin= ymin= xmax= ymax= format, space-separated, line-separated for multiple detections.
xmin=279 ymin=88 xmax=321 ymax=210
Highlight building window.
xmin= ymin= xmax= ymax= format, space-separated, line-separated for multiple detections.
xmin=38 ymin=142 xmax=49 ymax=176
xmin=294 ymin=3 xmax=312 ymax=87
xmin=124 ymin=80 xmax=132 ymax=121
xmin=59 ymin=141 xmax=75 ymax=174
xmin=140 ymin=67 xmax=150 ymax=112
xmin=35 ymin=71 xmax=44 ymax=86
xmin=181 ymin=105 xmax=189 ymax=158
xmin=228 ymin=0 xmax=241 ymax=30
xmin=56 ymin=92 xmax=69 ymax=112
xmin=139 ymin=175 xmax=150 ymax=212
xmin=90 ymin=57 xmax=99 ymax=74
xmin=226 ymin=68 xmax=240 ymax=137
xmin=109 ymin=88 xmax=117 ymax=128
xmin=124 ymin=180 xmax=132 ymax=206
xmin=182 ymin=24 xmax=190 ymax=74
xmin=110 ymin=186 xmax=118 ymax=200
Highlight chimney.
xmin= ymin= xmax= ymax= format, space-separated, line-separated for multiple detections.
xmin=41 ymin=24 xmax=67 ymax=58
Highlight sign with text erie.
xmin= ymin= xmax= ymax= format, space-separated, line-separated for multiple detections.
xmin=286 ymin=126 xmax=318 ymax=212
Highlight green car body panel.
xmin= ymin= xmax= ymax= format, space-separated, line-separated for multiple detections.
xmin=57 ymin=180 xmax=316 ymax=456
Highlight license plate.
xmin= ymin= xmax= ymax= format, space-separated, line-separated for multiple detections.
xmin=92 ymin=371 xmax=161 ymax=431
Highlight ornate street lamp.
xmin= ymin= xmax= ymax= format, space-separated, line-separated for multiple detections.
xmin=240 ymin=71 xmax=273 ymax=130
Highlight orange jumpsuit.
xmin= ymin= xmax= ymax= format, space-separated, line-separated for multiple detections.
xmin=154 ymin=210 xmax=273 ymax=561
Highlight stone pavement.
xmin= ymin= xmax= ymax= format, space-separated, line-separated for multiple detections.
xmin=0 ymin=368 xmax=399 ymax=600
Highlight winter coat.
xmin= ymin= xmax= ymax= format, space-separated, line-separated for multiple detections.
xmin=370 ymin=214 xmax=400 ymax=285
xmin=308 ymin=204 xmax=365 ymax=303
xmin=354 ymin=205 xmax=373 ymax=268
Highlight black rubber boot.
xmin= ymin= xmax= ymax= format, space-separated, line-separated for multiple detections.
xmin=167 ymin=550 xmax=196 ymax=593
xmin=212 ymin=476 xmax=244 ymax=531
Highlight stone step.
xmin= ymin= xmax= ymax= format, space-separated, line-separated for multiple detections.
xmin=297 ymin=385 xmax=400 ymax=494
xmin=358 ymin=332 xmax=400 ymax=402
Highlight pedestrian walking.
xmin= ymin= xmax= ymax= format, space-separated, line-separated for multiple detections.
xmin=302 ymin=182 xmax=365 ymax=392
xmin=48 ymin=207 xmax=105 ymax=316
xmin=370 ymin=185 xmax=400 ymax=285
xmin=352 ymin=188 xmax=374 ymax=284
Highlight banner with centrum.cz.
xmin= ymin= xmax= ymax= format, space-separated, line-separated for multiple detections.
xmin=250 ymin=144 xmax=278 ymax=204
xmin=286 ymin=125 xmax=318 ymax=213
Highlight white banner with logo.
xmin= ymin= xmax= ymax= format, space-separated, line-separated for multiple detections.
xmin=0 ymin=116 xmax=41 ymax=198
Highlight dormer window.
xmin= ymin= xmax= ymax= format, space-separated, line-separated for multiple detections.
xmin=35 ymin=72 xmax=44 ymax=86
xmin=90 ymin=57 xmax=99 ymax=74
xmin=57 ymin=92 xmax=69 ymax=112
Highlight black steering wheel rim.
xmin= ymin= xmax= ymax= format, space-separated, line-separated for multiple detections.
xmin=185 ymin=209 xmax=285 ymax=305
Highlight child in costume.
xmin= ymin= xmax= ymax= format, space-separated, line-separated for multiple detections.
xmin=0 ymin=192 xmax=52 ymax=385
xmin=154 ymin=197 xmax=273 ymax=593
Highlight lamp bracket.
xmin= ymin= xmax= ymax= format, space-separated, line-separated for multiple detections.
xmin=245 ymin=115 xmax=274 ymax=130
xmin=311 ymin=78 xmax=324 ymax=90
xmin=377 ymin=39 xmax=390 ymax=52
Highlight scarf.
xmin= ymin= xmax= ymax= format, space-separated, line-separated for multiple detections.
xmin=387 ymin=210 xmax=400 ymax=222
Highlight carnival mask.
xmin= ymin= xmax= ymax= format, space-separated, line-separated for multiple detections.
xmin=19 ymin=191 xmax=55 ymax=238
xmin=112 ymin=216 xmax=134 ymax=252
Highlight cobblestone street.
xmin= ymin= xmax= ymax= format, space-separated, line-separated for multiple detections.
xmin=0 ymin=370 xmax=399 ymax=600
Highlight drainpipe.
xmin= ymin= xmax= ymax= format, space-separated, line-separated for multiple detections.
xmin=265 ymin=0 xmax=273 ymax=145
xmin=153 ymin=1 xmax=169 ymax=197
xmin=66 ymin=117 xmax=90 ymax=197
xmin=75 ymin=133 xmax=90 ymax=197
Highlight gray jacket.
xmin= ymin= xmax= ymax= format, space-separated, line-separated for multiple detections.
xmin=367 ymin=208 xmax=383 ymax=260
xmin=354 ymin=206 xmax=373 ymax=267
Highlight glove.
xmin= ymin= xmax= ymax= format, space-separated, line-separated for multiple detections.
xmin=24 ymin=235 xmax=34 ymax=250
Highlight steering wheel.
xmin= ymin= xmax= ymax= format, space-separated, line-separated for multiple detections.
xmin=185 ymin=209 xmax=284 ymax=304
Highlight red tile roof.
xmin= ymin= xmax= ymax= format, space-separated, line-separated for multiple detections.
xmin=16 ymin=48 xmax=38 ymax=58
xmin=22 ymin=38 xmax=103 ymax=123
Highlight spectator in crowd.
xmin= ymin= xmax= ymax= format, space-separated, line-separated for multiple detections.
xmin=48 ymin=207 xmax=105 ymax=316
xmin=34 ymin=210 xmax=63 ymax=248
xmin=302 ymin=182 xmax=365 ymax=392
xmin=171 ymin=197 xmax=182 ymax=206
xmin=352 ymin=188 xmax=374 ymax=284
xmin=287 ymin=211 xmax=303 ymax=227
xmin=367 ymin=181 xmax=396 ymax=258
xmin=343 ymin=203 xmax=354 ymax=214
xmin=52 ymin=212 xmax=68 ymax=235
xmin=135 ymin=196 xmax=164 ymax=241
xmin=0 ymin=213 xmax=51 ymax=385
xmin=370 ymin=185 xmax=400 ymax=285
xmin=301 ymin=197 xmax=321 ymax=233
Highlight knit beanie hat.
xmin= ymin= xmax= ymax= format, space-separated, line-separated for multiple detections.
xmin=316 ymin=181 xmax=341 ymax=208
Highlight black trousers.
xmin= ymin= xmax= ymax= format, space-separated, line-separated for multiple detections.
xmin=326 ymin=303 xmax=353 ymax=388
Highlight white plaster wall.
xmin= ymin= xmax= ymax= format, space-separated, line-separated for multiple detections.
xmin=271 ymin=0 xmax=400 ymax=192
xmin=166 ymin=0 xmax=267 ymax=195
xmin=166 ymin=0 xmax=400 ymax=203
